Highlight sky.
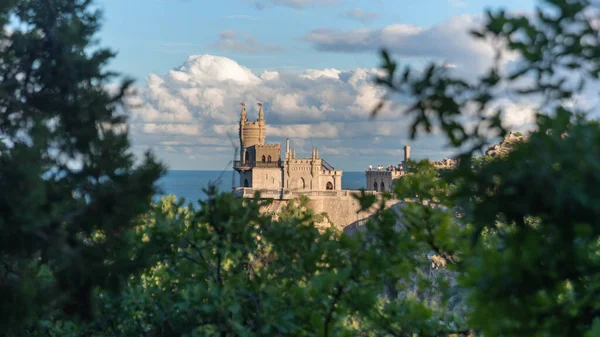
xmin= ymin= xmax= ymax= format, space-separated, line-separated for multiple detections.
xmin=96 ymin=0 xmax=539 ymax=171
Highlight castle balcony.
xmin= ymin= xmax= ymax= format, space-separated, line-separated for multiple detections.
xmin=233 ymin=160 xmax=283 ymax=171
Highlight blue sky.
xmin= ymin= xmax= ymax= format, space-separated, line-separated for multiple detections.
xmin=95 ymin=0 xmax=538 ymax=170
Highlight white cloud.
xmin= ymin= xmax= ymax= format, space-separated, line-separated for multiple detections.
xmin=303 ymin=14 xmax=513 ymax=77
xmin=213 ymin=29 xmax=283 ymax=54
xmin=127 ymin=52 xmax=535 ymax=170
xmin=131 ymin=54 xmax=390 ymax=130
xmin=342 ymin=8 xmax=380 ymax=24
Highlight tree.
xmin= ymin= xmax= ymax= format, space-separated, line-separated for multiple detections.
xmin=59 ymin=187 xmax=462 ymax=337
xmin=375 ymin=0 xmax=600 ymax=335
xmin=0 ymin=0 xmax=163 ymax=333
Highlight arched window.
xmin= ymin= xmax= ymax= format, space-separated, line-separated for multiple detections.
xmin=262 ymin=155 xmax=266 ymax=162
xmin=326 ymin=181 xmax=334 ymax=190
xmin=268 ymin=155 xmax=272 ymax=162
xmin=374 ymin=182 xmax=378 ymax=191
xmin=244 ymin=179 xmax=249 ymax=187
xmin=300 ymin=177 xmax=306 ymax=189
xmin=380 ymin=182 xmax=385 ymax=192
xmin=244 ymin=151 xmax=249 ymax=163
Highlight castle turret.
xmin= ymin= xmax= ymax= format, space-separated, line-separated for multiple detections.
xmin=257 ymin=103 xmax=266 ymax=145
xmin=403 ymin=145 xmax=411 ymax=168
xmin=239 ymin=103 xmax=266 ymax=149
xmin=258 ymin=102 xmax=264 ymax=121
xmin=240 ymin=102 xmax=247 ymax=121
xmin=239 ymin=103 xmax=246 ymax=161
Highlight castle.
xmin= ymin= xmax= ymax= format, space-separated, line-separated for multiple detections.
xmin=232 ymin=103 xmax=410 ymax=228
xmin=234 ymin=103 xmax=343 ymax=192
xmin=365 ymin=145 xmax=410 ymax=192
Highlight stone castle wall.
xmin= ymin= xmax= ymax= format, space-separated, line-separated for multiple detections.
xmin=254 ymin=144 xmax=281 ymax=163
xmin=283 ymin=157 xmax=342 ymax=191
xmin=235 ymin=188 xmax=399 ymax=229
xmin=251 ymin=168 xmax=283 ymax=190
xmin=366 ymin=170 xmax=405 ymax=192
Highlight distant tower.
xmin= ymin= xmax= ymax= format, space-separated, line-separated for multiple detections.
xmin=403 ymin=145 xmax=411 ymax=168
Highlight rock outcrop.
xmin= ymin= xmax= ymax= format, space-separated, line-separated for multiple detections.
xmin=485 ymin=132 xmax=528 ymax=157
xmin=431 ymin=158 xmax=458 ymax=169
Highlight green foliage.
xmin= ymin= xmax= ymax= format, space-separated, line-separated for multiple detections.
xmin=374 ymin=0 xmax=600 ymax=336
xmin=30 ymin=187 xmax=466 ymax=337
xmin=0 ymin=0 xmax=164 ymax=333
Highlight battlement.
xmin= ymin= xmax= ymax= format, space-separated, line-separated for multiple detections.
xmin=322 ymin=170 xmax=342 ymax=175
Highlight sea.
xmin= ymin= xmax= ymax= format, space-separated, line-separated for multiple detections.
xmin=156 ymin=170 xmax=367 ymax=204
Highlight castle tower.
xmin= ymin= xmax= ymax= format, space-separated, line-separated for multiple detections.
xmin=239 ymin=102 xmax=266 ymax=150
xmin=235 ymin=102 xmax=282 ymax=190
xmin=239 ymin=103 xmax=247 ymax=161
xmin=404 ymin=145 xmax=411 ymax=162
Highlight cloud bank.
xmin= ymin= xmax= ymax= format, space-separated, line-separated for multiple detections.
xmin=128 ymin=54 xmax=426 ymax=169
xmin=127 ymin=52 xmax=536 ymax=170
xmin=303 ymin=14 xmax=505 ymax=77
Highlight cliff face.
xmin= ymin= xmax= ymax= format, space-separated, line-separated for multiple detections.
xmin=259 ymin=195 xmax=399 ymax=230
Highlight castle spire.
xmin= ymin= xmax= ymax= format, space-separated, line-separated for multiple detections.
xmin=240 ymin=102 xmax=246 ymax=121
xmin=257 ymin=102 xmax=264 ymax=121
xmin=285 ymin=139 xmax=290 ymax=158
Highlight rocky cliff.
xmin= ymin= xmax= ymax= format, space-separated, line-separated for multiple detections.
xmin=485 ymin=132 xmax=528 ymax=157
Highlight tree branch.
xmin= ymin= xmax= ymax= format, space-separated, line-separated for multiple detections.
xmin=324 ymin=283 xmax=344 ymax=337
